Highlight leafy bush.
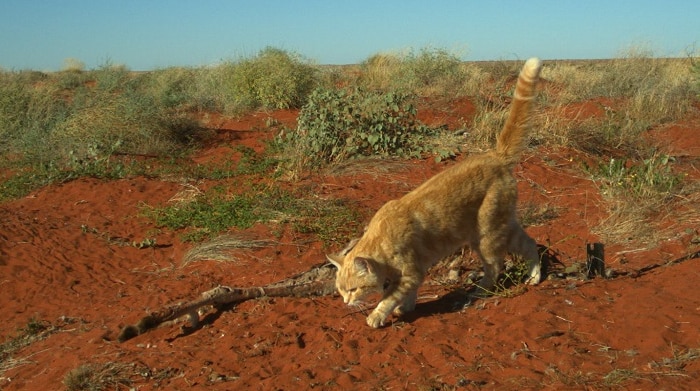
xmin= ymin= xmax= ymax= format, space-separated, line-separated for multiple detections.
xmin=283 ymin=87 xmax=436 ymax=170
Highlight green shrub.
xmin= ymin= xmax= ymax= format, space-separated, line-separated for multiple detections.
xmin=359 ymin=47 xmax=466 ymax=96
xmin=283 ymin=87 xmax=436 ymax=170
xmin=219 ymin=47 xmax=317 ymax=112
xmin=92 ymin=62 xmax=131 ymax=93
xmin=137 ymin=67 xmax=200 ymax=109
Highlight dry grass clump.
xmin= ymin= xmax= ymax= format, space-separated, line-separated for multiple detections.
xmin=358 ymin=52 xmax=402 ymax=91
xmin=0 ymin=319 xmax=55 ymax=375
xmin=63 ymin=362 xmax=150 ymax=391
xmin=182 ymin=234 xmax=274 ymax=265
xmin=589 ymin=152 xmax=691 ymax=245
xmin=50 ymin=92 xmax=197 ymax=163
xmin=460 ymin=63 xmax=492 ymax=97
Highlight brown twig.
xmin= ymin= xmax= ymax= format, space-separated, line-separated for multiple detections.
xmin=118 ymin=263 xmax=337 ymax=342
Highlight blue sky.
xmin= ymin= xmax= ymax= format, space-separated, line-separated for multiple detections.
xmin=1 ymin=1 xmax=698 ymax=71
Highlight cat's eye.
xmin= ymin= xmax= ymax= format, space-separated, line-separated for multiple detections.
xmin=348 ymin=288 xmax=357 ymax=293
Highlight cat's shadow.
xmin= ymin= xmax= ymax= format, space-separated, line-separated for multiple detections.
xmin=398 ymin=244 xmax=560 ymax=324
xmin=400 ymin=287 xmax=477 ymax=324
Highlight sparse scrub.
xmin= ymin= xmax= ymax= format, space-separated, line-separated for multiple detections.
xmin=536 ymin=54 xmax=694 ymax=156
xmin=593 ymin=153 xmax=683 ymax=200
xmin=587 ymin=151 xmax=686 ymax=243
xmin=0 ymin=64 xmax=207 ymax=200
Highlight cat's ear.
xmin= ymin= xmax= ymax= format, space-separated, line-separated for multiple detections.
xmin=341 ymin=238 xmax=360 ymax=255
xmin=326 ymin=253 xmax=343 ymax=269
xmin=353 ymin=257 xmax=374 ymax=275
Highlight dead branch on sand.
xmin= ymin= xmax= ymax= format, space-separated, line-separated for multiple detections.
xmin=118 ymin=263 xmax=337 ymax=342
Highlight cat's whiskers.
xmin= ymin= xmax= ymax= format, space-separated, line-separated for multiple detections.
xmin=348 ymin=301 xmax=372 ymax=315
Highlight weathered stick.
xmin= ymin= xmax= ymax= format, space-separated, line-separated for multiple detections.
xmin=118 ymin=263 xmax=337 ymax=342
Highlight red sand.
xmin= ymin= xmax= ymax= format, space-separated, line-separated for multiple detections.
xmin=1 ymin=99 xmax=699 ymax=390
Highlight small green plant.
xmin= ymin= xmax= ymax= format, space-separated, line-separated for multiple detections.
xmin=142 ymin=184 xmax=360 ymax=245
xmin=235 ymin=145 xmax=280 ymax=175
xmin=283 ymin=87 xmax=437 ymax=171
xmin=586 ymin=151 xmax=687 ymax=244
xmin=593 ymin=153 xmax=683 ymax=200
xmin=142 ymin=189 xmax=262 ymax=241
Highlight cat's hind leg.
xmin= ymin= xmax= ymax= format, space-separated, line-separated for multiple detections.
xmin=508 ymin=224 xmax=541 ymax=285
xmin=473 ymin=237 xmax=507 ymax=296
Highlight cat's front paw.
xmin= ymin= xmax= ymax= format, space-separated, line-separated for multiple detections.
xmin=366 ymin=311 xmax=386 ymax=328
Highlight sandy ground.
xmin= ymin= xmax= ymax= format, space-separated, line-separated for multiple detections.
xmin=1 ymin=97 xmax=699 ymax=390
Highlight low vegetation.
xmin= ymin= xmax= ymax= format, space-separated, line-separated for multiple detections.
xmin=63 ymin=362 xmax=151 ymax=391
xmin=1 ymin=45 xmax=699 ymax=390
xmin=357 ymin=47 xmax=468 ymax=97
xmin=281 ymin=87 xmax=439 ymax=173
xmin=1 ymin=45 xmax=698 ymax=247
xmin=0 ymin=319 xmax=56 ymax=376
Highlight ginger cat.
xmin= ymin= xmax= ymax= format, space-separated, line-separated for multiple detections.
xmin=327 ymin=58 xmax=543 ymax=328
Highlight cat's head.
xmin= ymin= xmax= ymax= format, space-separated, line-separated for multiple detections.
xmin=327 ymin=253 xmax=383 ymax=306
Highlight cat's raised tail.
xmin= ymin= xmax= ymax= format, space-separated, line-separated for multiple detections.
xmin=495 ymin=57 xmax=543 ymax=164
